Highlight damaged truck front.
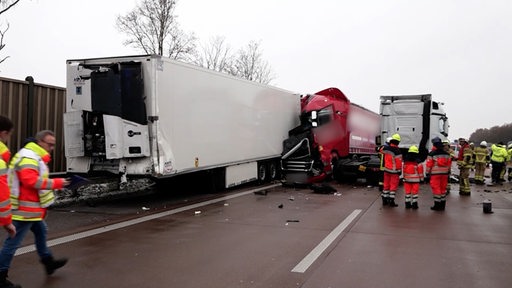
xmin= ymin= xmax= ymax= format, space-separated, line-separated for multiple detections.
xmin=281 ymin=87 xmax=381 ymax=185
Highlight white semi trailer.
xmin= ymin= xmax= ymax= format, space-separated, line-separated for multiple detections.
xmin=63 ymin=54 xmax=300 ymax=190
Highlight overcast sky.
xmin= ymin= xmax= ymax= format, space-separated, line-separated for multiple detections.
xmin=1 ymin=0 xmax=511 ymax=140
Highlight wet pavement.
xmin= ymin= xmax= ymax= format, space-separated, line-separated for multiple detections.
xmin=4 ymin=176 xmax=512 ymax=288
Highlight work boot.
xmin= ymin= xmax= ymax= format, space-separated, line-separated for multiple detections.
xmin=411 ymin=202 xmax=419 ymax=210
xmin=439 ymin=201 xmax=446 ymax=211
xmin=388 ymin=199 xmax=398 ymax=207
xmin=430 ymin=202 xmax=441 ymax=211
xmin=405 ymin=202 xmax=412 ymax=209
xmin=382 ymin=196 xmax=388 ymax=206
xmin=41 ymin=256 xmax=68 ymax=275
xmin=0 ymin=270 xmax=21 ymax=288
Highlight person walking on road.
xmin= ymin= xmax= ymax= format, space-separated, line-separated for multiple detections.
xmin=426 ymin=137 xmax=452 ymax=211
xmin=382 ymin=133 xmax=402 ymax=207
xmin=0 ymin=117 xmax=16 ymax=238
xmin=0 ymin=130 xmax=70 ymax=288
xmin=457 ymin=138 xmax=473 ymax=195
xmin=490 ymin=141 xmax=508 ymax=185
xmin=0 ymin=116 xmax=18 ymax=288
xmin=402 ymin=145 xmax=424 ymax=209
xmin=473 ymin=141 xmax=490 ymax=185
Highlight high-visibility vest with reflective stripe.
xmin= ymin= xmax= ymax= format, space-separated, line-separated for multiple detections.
xmin=383 ymin=144 xmax=402 ymax=174
xmin=9 ymin=143 xmax=56 ymax=221
xmin=426 ymin=153 xmax=451 ymax=175
xmin=0 ymin=141 xmax=12 ymax=226
xmin=491 ymin=144 xmax=508 ymax=163
xmin=473 ymin=146 xmax=489 ymax=164
xmin=403 ymin=161 xmax=424 ymax=183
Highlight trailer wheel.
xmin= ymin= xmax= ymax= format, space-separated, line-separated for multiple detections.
xmin=258 ymin=162 xmax=267 ymax=183
xmin=268 ymin=161 xmax=279 ymax=181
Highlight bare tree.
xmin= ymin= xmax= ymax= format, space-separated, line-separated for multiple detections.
xmin=116 ymin=0 xmax=274 ymax=84
xmin=193 ymin=36 xmax=233 ymax=73
xmin=0 ymin=22 xmax=9 ymax=64
xmin=116 ymin=0 xmax=196 ymax=59
xmin=231 ymin=40 xmax=274 ymax=84
xmin=192 ymin=38 xmax=274 ymax=84
xmin=0 ymin=0 xmax=20 ymax=15
xmin=0 ymin=0 xmax=22 ymax=65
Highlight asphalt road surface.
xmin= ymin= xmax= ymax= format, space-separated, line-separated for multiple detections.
xmin=4 ymin=177 xmax=512 ymax=288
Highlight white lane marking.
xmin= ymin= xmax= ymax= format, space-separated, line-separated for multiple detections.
xmin=15 ymin=183 xmax=281 ymax=256
xmin=291 ymin=209 xmax=361 ymax=273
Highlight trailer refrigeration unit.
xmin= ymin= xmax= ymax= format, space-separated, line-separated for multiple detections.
xmin=281 ymin=87 xmax=381 ymax=185
xmin=63 ymin=54 xmax=301 ymax=190
xmin=378 ymin=94 xmax=449 ymax=162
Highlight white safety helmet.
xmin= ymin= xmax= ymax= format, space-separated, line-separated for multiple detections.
xmin=480 ymin=141 xmax=487 ymax=147
xmin=386 ymin=137 xmax=392 ymax=143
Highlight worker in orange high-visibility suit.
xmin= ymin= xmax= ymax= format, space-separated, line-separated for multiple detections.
xmin=377 ymin=137 xmax=392 ymax=194
xmin=426 ymin=137 xmax=452 ymax=211
xmin=0 ymin=116 xmax=17 ymax=288
xmin=382 ymin=133 xmax=402 ymax=207
xmin=0 ymin=116 xmax=16 ymax=238
xmin=402 ymin=145 xmax=424 ymax=209
xmin=0 ymin=130 xmax=70 ymax=288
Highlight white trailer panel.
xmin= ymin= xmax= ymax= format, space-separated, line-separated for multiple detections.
xmin=64 ymin=55 xmax=300 ymax=186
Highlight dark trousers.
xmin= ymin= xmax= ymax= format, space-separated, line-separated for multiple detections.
xmin=491 ymin=161 xmax=504 ymax=183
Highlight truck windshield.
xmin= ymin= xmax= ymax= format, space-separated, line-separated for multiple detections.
xmin=311 ymin=106 xmax=333 ymax=127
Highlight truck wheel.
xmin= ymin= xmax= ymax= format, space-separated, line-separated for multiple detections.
xmin=258 ymin=162 xmax=267 ymax=183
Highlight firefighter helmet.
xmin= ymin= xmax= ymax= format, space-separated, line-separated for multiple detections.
xmin=391 ymin=133 xmax=401 ymax=142
xmin=442 ymin=139 xmax=450 ymax=145
xmin=459 ymin=137 xmax=466 ymax=143
xmin=480 ymin=141 xmax=487 ymax=147
xmin=408 ymin=145 xmax=419 ymax=153
xmin=508 ymin=143 xmax=512 ymax=149
xmin=386 ymin=137 xmax=392 ymax=143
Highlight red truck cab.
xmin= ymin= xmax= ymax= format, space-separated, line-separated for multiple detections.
xmin=281 ymin=88 xmax=380 ymax=185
